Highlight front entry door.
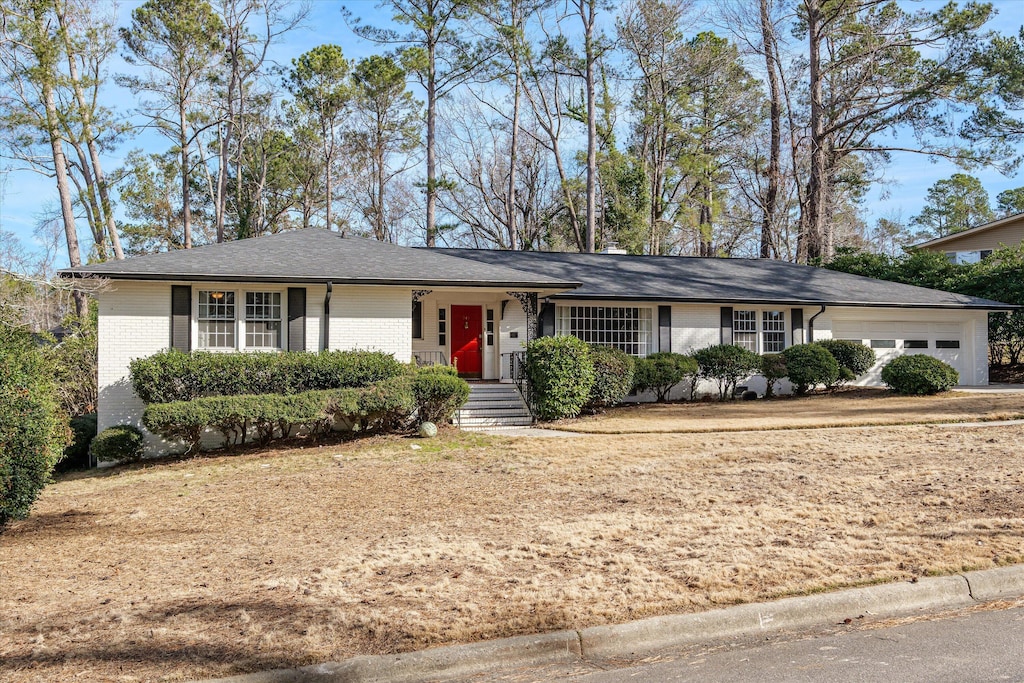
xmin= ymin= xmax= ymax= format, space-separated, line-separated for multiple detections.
xmin=451 ymin=305 xmax=483 ymax=377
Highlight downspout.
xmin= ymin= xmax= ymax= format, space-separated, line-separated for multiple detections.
xmin=323 ymin=282 xmax=333 ymax=351
xmin=807 ymin=304 xmax=826 ymax=343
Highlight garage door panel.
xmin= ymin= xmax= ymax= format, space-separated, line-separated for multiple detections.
xmin=830 ymin=318 xmax=967 ymax=385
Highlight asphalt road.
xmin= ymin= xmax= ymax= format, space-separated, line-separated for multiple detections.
xmin=574 ymin=605 xmax=1024 ymax=682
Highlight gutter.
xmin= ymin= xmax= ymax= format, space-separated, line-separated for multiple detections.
xmin=807 ymin=304 xmax=827 ymax=342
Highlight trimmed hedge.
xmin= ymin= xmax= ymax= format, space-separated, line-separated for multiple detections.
xmin=881 ymin=355 xmax=959 ymax=395
xmin=693 ymin=345 xmax=761 ymax=400
xmin=412 ymin=366 xmax=471 ymax=424
xmin=633 ymin=352 xmax=697 ymax=402
xmin=129 ymin=349 xmax=406 ymax=404
xmin=817 ymin=339 xmax=876 ymax=387
xmin=782 ymin=343 xmax=839 ymax=395
xmin=1 ymin=324 xmax=69 ymax=530
xmin=526 ymin=336 xmax=594 ymax=421
xmin=142 ymin=381 xmax=416 ymax=454
xmin=90 ymin=425 xmax=145 ymax=464
xmin=586 ymin=345 xmax=636 ymax=410
xmin=759 ymin=353 xmax=787 ymax=398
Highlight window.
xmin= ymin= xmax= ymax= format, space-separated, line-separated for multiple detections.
xmin=762 ymin=311 xmax=785 ymax=353
xmin=556 ymin=306 xmax=653 ymax=356
xmin=198 ymin=290 xmax=236 ymax=349
xmin=945 ymin=251 xmax=957 ymax=263
xmin=486 ymin=309 xmax=494 ymax=346
xmin=438 ymin=308 xmax=447 ymax=346
xmin=870 ymin=339 xmax=896 ymax=349
xmin=936 ymin=340 xmax=960 ymax=349
xmin=412 ymin=300 xmax=423 ymax=339
xmin=245 ymin=292 xmax=282 ymax=349
xmin=733 ymin=310 xmax=757 ymax=352
xmin=904 ymin=340 xmax=928 ymax=349
xmin=980 ymin=249 xmax=993 ymax=260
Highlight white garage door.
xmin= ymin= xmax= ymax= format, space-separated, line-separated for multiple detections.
xmin=831 ymin=320 xmax=966 ymax=384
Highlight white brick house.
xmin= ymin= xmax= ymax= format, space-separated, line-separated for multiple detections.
xmin=61 ymin=229 xmax=1013 ymax=442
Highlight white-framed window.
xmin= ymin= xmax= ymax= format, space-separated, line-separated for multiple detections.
xmin=198 ymin=290 xmax=236 ymax=349
xmin=556 ymin=305 xmax=654 ymax=356
xmin=733 ymin=310 xmax=757 ymax=352
xmin=245 ymin=291 xmax=282 ymax=349
xmin=196 ymin=288 xmax=284 ymax=351
xmin=762 ymin=311 xmax=786 ymax=353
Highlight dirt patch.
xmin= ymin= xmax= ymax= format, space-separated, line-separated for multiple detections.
xmin=989 ymin=364 xmax=1024 ymax=384
xmin=2 ymin=424 xmax=1024 ymax=682
xmin=551 ymin=389 xmax=1024 ymax=434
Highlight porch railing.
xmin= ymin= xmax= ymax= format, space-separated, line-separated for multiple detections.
xmin=412 ymin=350 xmax=448 ymax=367
xmin=501 ymin=351 xmax=535 ymax=417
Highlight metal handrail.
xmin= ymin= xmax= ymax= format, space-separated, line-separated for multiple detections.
xmin=501 ymin=351 xmax=535 ymax=418
xmin=412 ymin=350 xmax=448 ymax=367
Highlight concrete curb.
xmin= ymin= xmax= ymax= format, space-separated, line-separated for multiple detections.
xmin=206 ymin=566 xmax=1024 ymax=683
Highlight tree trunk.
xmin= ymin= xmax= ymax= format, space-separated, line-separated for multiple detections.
xmin=760 ymin=0 xmax=780 ymax=260
xmin=581 ymin=0 xmax=597 ymax=253
xmin=180 ymin=100 xmax=193 ymax=249
xmin=805 ymin=0 xmax=826 ymax=262
xmin=508 ymin=63 xmax=521 ymax=251
xmin=425 ymin=35 xmax=437 ymax=248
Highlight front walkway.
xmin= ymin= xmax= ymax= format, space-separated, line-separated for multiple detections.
xmin=954 ymin=384 xmax=1024 ymax=393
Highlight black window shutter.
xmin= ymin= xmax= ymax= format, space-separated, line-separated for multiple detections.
xmin=171 ymin=285 xmax=191 ymax=352
xmin=658 ymin=305 xmax=672 ymax=353
xmin=411 ymin=300 xmax=423 ymax=339
xmin=720 ymin=306 xmax=733 ymax=345
xmin=538 ymin=302 xmax=556 ymax=337
xmin=287 ymin=287 xmax=306 ymax=352
xmin=791 ymin=308 xmax=804 ymax=346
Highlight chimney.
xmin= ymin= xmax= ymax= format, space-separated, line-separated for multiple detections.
xmin=600 ymin=240 xmax=627 ymax=255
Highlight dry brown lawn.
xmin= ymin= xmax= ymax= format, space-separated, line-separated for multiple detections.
xmin=3 ymin=416 xmax=1024 ymax=681
xmin=552 ymin=389 xmax=1024 ymax=434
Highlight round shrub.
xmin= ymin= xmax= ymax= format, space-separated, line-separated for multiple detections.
xmin=781 ymin=343 xmax=839 ymax=395
xmin=881 ymin=355 xmax=959 ymax=395
xmin=1 ymin=324 xmax=69 ymax=530
xmin=817 ymin=339 xmax=875 ymax=384
xmin=526 ymin=336 xmax=594 ymax=421
xmin=412 ymin=367 xmax=471 ymax=424
xmin=693 ymin=345 xmax=761 ymax=400
xmin=759 ymin=353 xmax=787 ymax=398
xmin=586 ymin=345 xmax=635 ymax=410
xmin=90 ymin=425 xmax=146 ymax=464
xmin=58 ymin=413 xmax=98 ymax=472
xmin=633 ymin=352 xmax=698 ymax=402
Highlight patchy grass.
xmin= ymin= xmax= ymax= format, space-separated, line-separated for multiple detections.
xmin=551 ymin=389 xmax=1024 ymax=434
xmin=2 ymin=422 xmax=1024 ymax=682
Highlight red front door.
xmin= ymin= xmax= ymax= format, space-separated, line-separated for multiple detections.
xmin=450 ymin=305 xmax=483 ymax=377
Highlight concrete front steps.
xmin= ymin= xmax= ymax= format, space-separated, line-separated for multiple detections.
xmin=458 ymin=382 xmax=533 ymax=430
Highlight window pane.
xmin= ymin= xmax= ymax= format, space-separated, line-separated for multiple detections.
xmin=198 ymin=291 xmax=236 ymax=349
xmin=935 ymin=340 xmax=960 ymax=349
xmin=556 ymin=305 xmax=653 ymax=356
xmin=870 ymin=339 xmax=896 ymax=349
xmin=762 ymin=311 xmax=785 ymax=353
xmin=198 ymin=321 xmax=235 ymax=349
xmin=904 ymin=340 xmax=928 ymax=349
xmin=244 ymin=292 xmax=281 ymax=348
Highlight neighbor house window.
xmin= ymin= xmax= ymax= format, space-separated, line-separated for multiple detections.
xmin=556 ymin=306 xmax=653 ymax=356
xmin=245 ymin=292 xmax=282 ymax=349
xmin=762 ymin=311 xmax=786 ymax=353
xmin=198 ymin=290 xmax=236 ymax=349
xmin=980 ymin=249 xmax=993 ymax=260
xmin=733 ymin=310 xmax=757 ymax=352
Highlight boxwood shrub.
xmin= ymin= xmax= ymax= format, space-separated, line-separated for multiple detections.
xmin=781 ymin=343 xmax=839 ymax=395
xmin=633 ymin=352 xmax=697 ymax=402
xmin=586 ymin=345 xmax=636 ymax=410
xmin=881 ymin=355 xmax=959 ymax=395
xmin=1 ymin=324 xmax=69 ymax=530
xmin=90 ymin=425 xmax=146 ymax=464
xmin=693 ymin=345 xmax=761 ymax=400
xmin=412 ymin=366 xmax=471 ymax=424
xmin=526 ymin=336 xmax=594 ymax=421
xmin=129 ymin=349 xmax=406 ymax=403
xmin=817 ymin=339 xmax=876 ymax=387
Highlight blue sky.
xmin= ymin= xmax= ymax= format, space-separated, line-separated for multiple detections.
xmin=1 ymin=0 xmax=1022 ymax=265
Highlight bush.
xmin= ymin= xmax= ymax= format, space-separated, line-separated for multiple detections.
xmin=129 ymin=349 xmax=406 ymax=403
xmin=356 ymin=376 xmax=416 ymax=432
xmin=881 ymin=355 xmax=959 ymax=395
xmin=58 ymin=414 xmax=98 ymax=472
xmin=759 ymin=354 xmax=787 ymax=398
xmin=90 ymin=425 xmax=146 ymax=464
xmin=781 ymin=344 xmax=839 ymax=395
xmin=526 ymin=336 xmax=594 ymax=421
xmin=586 ymin=345 xmax=635 ymax=410
xmin=1 ymin=324 xmax=69 ymax=530
xmin=693 ymin=345 xmax=761 ymax=400
xmin=633 ymin=352 xmax=697 ymax=402
xmin=412 ymin=367 xmax=471 ymax=424
xmin=817 ymin=339 xmax=876 ymax=387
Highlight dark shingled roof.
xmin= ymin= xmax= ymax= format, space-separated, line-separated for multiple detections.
xmin=58 ymin=229 xmax=580 ymax=290
xmin=439 ymin=249 xmax=1014 ymax=310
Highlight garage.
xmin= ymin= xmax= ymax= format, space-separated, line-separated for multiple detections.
xmin=831 ymin=319 xmax=967 ymax=384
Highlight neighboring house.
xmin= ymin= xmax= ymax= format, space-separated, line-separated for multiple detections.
xmin=914 ymin=212 xmax=1024 ymax=264
xmin=60 ymin=229 xmax=1012 ymax=446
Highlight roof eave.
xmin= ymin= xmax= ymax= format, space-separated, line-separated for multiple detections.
xmin=548 ymin=292 xmax=1016 ymax=310
xmin=911 ymin=212 xmax=1024 ymax=249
